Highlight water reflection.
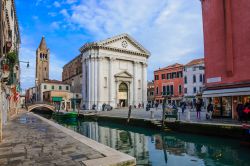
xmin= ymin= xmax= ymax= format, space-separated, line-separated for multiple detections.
xmin=53 ymin=119 xmax=249 ymax=166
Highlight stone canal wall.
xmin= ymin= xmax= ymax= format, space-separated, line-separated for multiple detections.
xmin=83 ymin=115 xmax=244 ymax=139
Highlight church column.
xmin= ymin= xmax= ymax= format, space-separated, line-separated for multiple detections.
xmin=129 ymin=82 xmax=133 ymax=106
xmin=115 ymin=80 xmax=118 ymax=108
xmin=91 ymin=57 xmax=95 ymax=109
xmin=133 ymin=61 xmax=138 ymax=106
xmin=142 ymin=63 xmax=147 ymax=105
xmin=88 ymin=57 xmax=92 ymax=109
xmin=109 ymin=57 xmax=116 ymax=107
xmin=97 ymin=57 xmax=102 ymax=110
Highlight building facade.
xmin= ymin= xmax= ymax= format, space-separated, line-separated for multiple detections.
xmin=80 ymin=34 xmax=150 ymax=110
xmin=62 ymin=54 xmax=82 ymax=107
xmin=0 ymin=0 xmax=20 ymax=141
xmin=147 ymin=81 xmax=154 ymax=106
xmin=154 ymin=63 xmax=184 ymax=105
xmin=183 ymin=58 xmax=205 ymax=103
xmin=201 ymin=0 xmax=250 ymax=119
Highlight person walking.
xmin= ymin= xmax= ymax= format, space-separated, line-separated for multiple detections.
xmin=206 ymin=100 xmax=214 ymax=119
xmin=236 ymin=101 xmax=244 ymax=122
xmin=127 ymin=105 xmax=132 ymax=123
xmin=155 ymin=102 xmax=159 ymax=111
xmin=181 ymin=102 xmax=186 ymax=114
xmin=196 ymin=100 xmax=202 ymax=119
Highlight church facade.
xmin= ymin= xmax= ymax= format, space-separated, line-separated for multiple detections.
xmin=80 ymin=34 xmax=150 ymax=110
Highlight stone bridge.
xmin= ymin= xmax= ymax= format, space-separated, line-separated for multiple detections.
xmin=26 ymin=102 xmax=55 ymax=112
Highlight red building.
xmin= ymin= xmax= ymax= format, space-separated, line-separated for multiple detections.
xmin=154 ymin=63 xmax=184 ymax=105
xmin=201 ymin=0 xmax=250 ymax=119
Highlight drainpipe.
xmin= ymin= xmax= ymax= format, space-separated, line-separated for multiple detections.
xmin=0 ymin=0 xmax=3 ymax=142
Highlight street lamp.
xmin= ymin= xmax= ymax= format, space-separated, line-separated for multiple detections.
xmin=19 ymin=60 xmax=29 ymax=68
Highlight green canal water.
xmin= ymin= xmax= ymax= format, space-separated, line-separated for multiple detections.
xmin=39 ymin=113 xmax=250 ymax=166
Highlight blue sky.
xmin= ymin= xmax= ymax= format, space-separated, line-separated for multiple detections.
xmin=16 ymin=0 xmax=204 ymax=91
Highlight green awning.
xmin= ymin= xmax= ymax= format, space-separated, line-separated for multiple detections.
xmin=52 ymin=97 xmax=63 ymax=102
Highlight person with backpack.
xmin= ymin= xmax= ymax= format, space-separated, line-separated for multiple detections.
xmin=206 ymin=100 xmax=214 ymax=120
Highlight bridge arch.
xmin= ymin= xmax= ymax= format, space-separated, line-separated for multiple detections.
xmin=27 ymin=103 xmax=55 ymax=112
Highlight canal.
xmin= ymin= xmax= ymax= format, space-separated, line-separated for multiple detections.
xmin=36 ymin=112 xmax=250 ymax=166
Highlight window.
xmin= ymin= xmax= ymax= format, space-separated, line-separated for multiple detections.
xmin=184 ymin=67 xmax=186 ymax=71
xmin=167 ymin=73 xmax=171 ymax=79
xmin=199 ymin=74 xmax=203 ymax=82
xmin=193 ymin=87 xmax=197 ymax=94
xmin=193 ymin=75 xmax=196 ymax=83
xmin=170 ymin=85 xmax=174 ymax=95
xmin=155 ymin=75 xmax=159 ymax=80
xmin=59 ymin=86 xmax=62 ymax=90
xmin=193 ymin=67 xmax=196 ymax=71
xmin=199 ymin=66 xmax=204 ymax=70
xmin=45 ymin=67 xmax=46 ymax=71
xmin=184 ymin=76 xmax=187 ymax=84
xmin=156 ymin=87 xmax=159 ymax=94
xmin=44 ymin=85 xmax=47 ymax=89
xmin=177 ymin=71 xmax=183 ymax=78
xmin=162 ymin=86 xmax=166 ymax=95
xmin=161 ymin=74 xmax=166 ymax=79
xmin=138 ymin=80 xmax=141 ymax=89
xmin=104 ymin=77 xmax=107 ymax=88
xmin=203 ymin=74 xmax=205 ymax=83
xmin=51 ymin=85 xmax=54 ymax=90
xmin=66 ymin=86 xmax=69 ymax=90
xmin=150 ymin=92 xmax=154 ymax=96
xmin=172 ymin=72 xmax=176 ymax=79
xmin=199 ymin=87 xmax=203 ymax=92
xmin=178 ymin=85 xmax=182 ymax=94
xmin=166 ymin=85 xmax=170 ymax=95
xmin=184 ymin=88 xmax=187 ymax=94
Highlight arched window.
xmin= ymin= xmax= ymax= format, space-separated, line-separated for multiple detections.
xmin=40 ymin=53 xmax=42 ymax=59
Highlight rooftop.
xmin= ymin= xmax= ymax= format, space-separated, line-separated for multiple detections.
xmin=42 ymin=79 xmax=68 ymax=85
xmin=155 ymin=63 xmax=183 ymax=72
xmin=185 ymin=58 xmax=204 ymax=67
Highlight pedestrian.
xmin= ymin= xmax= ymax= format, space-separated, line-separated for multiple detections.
xmin=181 ymin=102 xmax=186 ymax=114
xmin=196 ymin=99 xmax=202 ymax=119
xmin=102 ymin=103 xmax=106 ymax=111
xmin=127 ymin=105 xmax=132 ymax=123
xmin=243 ymin=100 xmax=250 ymax=123
xmin=236 ymin=101 xmax=244 ymax=122
xmin=155 ymin=102 xmax=159 ymax=111
xmin=206 ymin=100 xmax=214 ymax=119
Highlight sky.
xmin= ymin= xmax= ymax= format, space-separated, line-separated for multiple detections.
xmin=16 ymin=0 xmax=204 ymax=91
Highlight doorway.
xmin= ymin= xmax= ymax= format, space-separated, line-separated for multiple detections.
xmin=118 ymin=82 xmax=128 ymax=107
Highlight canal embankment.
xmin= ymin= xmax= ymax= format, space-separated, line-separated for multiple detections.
xmin=81 ymin=114 xmax=244 ymax=139
xmin=0 ymin=112 xmax=135 ymax=166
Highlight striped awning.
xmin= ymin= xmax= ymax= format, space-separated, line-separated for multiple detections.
xmin=203 ymin=87 xmax=250 ymax=97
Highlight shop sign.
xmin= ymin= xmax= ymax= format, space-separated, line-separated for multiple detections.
xmin=207 ymin=77 xmax=221 ymax=83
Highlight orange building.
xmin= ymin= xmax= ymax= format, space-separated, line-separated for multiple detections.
xmin=154 ymin=63 xmax=184 ymax=105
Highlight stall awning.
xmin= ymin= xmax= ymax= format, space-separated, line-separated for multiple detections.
xmin=52 ymin=97 xmax=63 ymax=102
xmin=203 ymin=87 xmax=250 ymax=98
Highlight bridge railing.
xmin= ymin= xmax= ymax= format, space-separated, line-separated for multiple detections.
xmin=26 ymin=101 xmax=55 ymax=107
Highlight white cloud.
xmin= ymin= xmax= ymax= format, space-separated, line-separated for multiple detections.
xmin=60 ymin=9 xmax=70 ymax=18
xmin=61 ymin=0 xmax=204 ymax=80
xmin=48 ymin=12 xmax=57 ymax=17
xmin=65 ymin=0 xmax=77 ymax=4
xmin=53 ymin=1 xmax=61 ymax=8
xmin=51 ymin=21 xmax=61 ymax=29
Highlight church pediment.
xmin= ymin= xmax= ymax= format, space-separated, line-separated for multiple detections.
xmin=114 ymin=71 xmax=133 ymax=78
xmin=99 ymin=34 xmax=150 ymax=56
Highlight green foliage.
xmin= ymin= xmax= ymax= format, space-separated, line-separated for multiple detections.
xmin=6 ymin=51 xmax=18 ymax=67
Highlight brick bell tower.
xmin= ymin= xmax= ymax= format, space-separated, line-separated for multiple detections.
xmin=36 ymin=36 xmax=49 ymax=85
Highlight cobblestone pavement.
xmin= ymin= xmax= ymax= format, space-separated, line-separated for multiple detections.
xmin=82 ymin=107 xmax=242 ymax=126
xmin=0 ymin=113 xmax=104 ymax=166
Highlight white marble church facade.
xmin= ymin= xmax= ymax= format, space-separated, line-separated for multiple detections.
xmin=80 ymin=34 xmax=150 ymax=110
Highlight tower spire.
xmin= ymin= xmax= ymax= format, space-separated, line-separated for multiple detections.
xmin=39 ymin=36 xmax=47 ymax=50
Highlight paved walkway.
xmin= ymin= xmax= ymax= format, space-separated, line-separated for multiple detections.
xmin=80 ymin=107 xmax=242 ymax=126
xmin=0 ymin=113 xmax=105 ymax=166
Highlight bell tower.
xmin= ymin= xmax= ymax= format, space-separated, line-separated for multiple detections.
xmin=36 ymin=36 xmax=49 ymax=85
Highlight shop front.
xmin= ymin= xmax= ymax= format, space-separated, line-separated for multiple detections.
xmin=203 ymin=87 xmax=250 ymax=119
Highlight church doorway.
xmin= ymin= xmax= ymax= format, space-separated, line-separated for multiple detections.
xmin=118 ymin=82 xmax=128 ymax=107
